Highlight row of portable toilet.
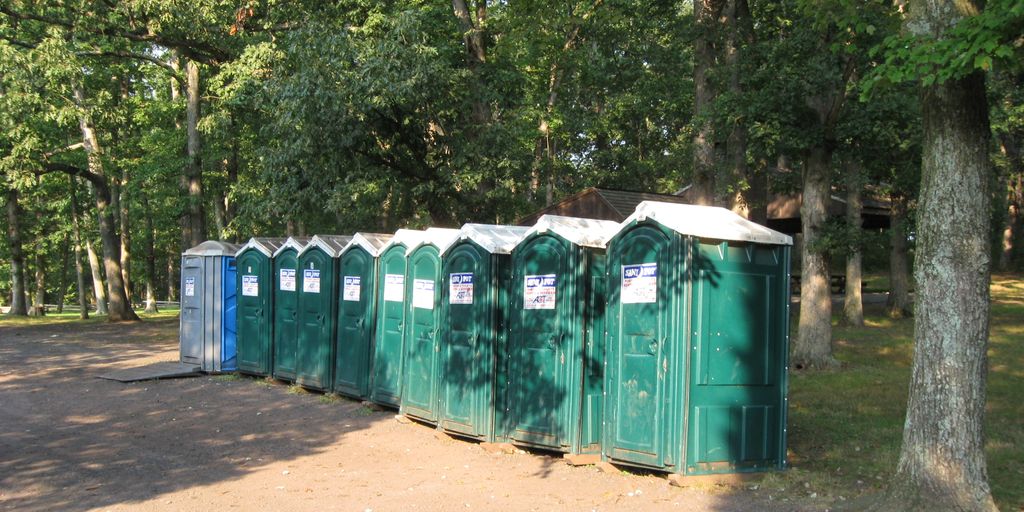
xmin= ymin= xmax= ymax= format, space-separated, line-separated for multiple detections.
xmin=181 ymin=201 xmax=793 ymax=477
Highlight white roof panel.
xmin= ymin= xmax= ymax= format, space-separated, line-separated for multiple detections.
xmin=442 ymin=224 xmax=531 ymax=255
xmin=521 ymin=215 xmax=620 ymax=249
xmin=379 ymin=229 xmax=426 ymax=253
xmin=272 ymin=236 xmax=312 ymax=257
xmin=621 ymin=201 xmax=793 ymax=245
xmin=184 ymin=240 xmax=242 ymax=256
xmin=405 ymin=227 xmax=460 ymax=255
xmin=300 ymin=234 xmax=354 ymax=257
xmin=341 ymin=232 xmax=394 ymax=257
xmin=234 ymin=237 xmax=288 ymax=258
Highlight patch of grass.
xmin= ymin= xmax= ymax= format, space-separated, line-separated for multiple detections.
xmin=319 ymin=393 xmax=341 ymax=404
xmin=252 ymin=377 xmax=275 ymax=388
xmin=212 ymin=373 xmax=241 ymax=382
xmin=286 ymin=384 xmax=309 ymax=395
xmin=357 ymin=405 xmax=376 ymax=417
xmin=0 ymin=308 xmax=180 ymax=327
xmin=782 ymin=274 xmax=1024 ymax=509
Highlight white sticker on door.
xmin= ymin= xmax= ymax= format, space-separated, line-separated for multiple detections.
xmin=413 ymin=279 xmax=435 ymax=309
xmin=343 ymin=276 xmax=361 ymax=301
xmin=383 ymin=274 xmax=404 ymax=302
xmin=622 ymin=263 xmax=657 ymax=304
xmin=449 ymin=272 xmax=473 ymax=305
xmin=303 ymin=269 xmax=321 ymax=293
xmin=524 ymin=274 xmax=556 ymax=310
xmin=241 ymin=275 xmax=259 ymax=297
xmin=279 ymin=268 xmax=296 ymax=291
xmin=184 ymin=277 xmax=195 ymax=297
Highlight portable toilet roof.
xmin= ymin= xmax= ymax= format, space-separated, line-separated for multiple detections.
xmin=342 ymin=232 xmax=394 ymax=257
xmin=521 ymin=215 xmax=620 ymax=249
xmin=405 ymin=227 xmax=460 ymax=255
xmin=272 ymin=236 xmax=312 ymax=257
xmin=622 ymin=201 xmax=794 ymax=245
xmin=235 ymin=237 xmax=287 ymax=258
xmin=300 ymin=234 xmax=354 ymax=257
xmin=379 ymin=229 xmax=426 ymax=253
xmin=442 ymin=224 xmax=531 ymax=256
xmin=184 ymin=240 xmax=242 ymax=256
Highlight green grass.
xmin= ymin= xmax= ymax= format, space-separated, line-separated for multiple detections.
xmin=782 ymin=274 xmax=1023 ymax=509
xmin=212 ymin=373 xmax=242 ymax=382
xmin=0 ymin=308 xmax=179 ymax=327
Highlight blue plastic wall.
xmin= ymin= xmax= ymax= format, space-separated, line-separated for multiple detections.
xmin=221 ymin=257 xmax=238 ymax=371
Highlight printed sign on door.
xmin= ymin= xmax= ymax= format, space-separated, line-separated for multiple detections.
xmin=303 ymin=269 xmax=321 ymax=293
xmin=343 ymin=276 xmax=361 ymax=302
xmin=524 ymin=274 xmax=556 ymax=310
xmin=241 ymin=275 xmax=259 ymax=297
xmin=279 ymin=268 xmax=296 ymax=291
xmin=413 ymin=279 xmax=435 ymax=309
xmin=184 ymin=277 xmax=195 ymax=297
xmin=383 ymin=274 xmax=404 ymax=302
xmin=621 ymin=263 xmax=657 ymax=304
xmin=449 ymin=273 xmax=473 ymax=305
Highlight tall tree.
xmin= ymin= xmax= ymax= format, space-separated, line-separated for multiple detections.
xmin=4 ymin=187 xmax=28 ymax=315
xmin=691 ymin=0 xmax=726 ymax=206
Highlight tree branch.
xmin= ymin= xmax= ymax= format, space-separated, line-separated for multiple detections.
xmin=75 ymin=50 xmax=184 ymax=82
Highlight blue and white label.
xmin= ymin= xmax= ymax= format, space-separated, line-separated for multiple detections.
xmin=184 ymin=277 xmax=195 ymax=297
xmin=343 ymin=276 xmax=361 ymax=302
xmin=449 ymin=272 xmax=474 ymax=305
xmin=383 ymin=274 xmax=404 ymax=302
xmin=413 ymin=279 xmax=435 ymax=309
xmin=622 ymin=263 xmax=657 ymax=304
xmin=241 ymin=275 xmax=259 ymax=297
xmin=524 ymin=274 xmax=556 ymax=310
xmin=303 ymin=269 xmax=321 ymax=293
xmin=279 ymin=268 xmax=296 ymax=291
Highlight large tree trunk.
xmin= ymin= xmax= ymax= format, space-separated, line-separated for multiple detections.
xmin=56 ymin=236 xmax=69 ymax=314
xmin=140 ymin=189 xmax=159 ymax=314
xmin=70 ymin=179 xmax=89 ymax=319
xmin=120 ymin=167 xmax=132 ymax=304
xmin=997 ymin=132 xmax=1022 ymax=270
xmin=170 ymin=54 xmax=192 ymax=253
xmin=86 ymin=238 xmax=107 ymax=315
xmin=5 ymin=188 xmax=28 ymax=316
xmin=725 ymin=0 xmax=762 ymax=221
xmin=691 ymin=0 xmax=727 ymax=206
xmin=166 ymin=254 xmax=178 ymax=302
xmin=184 ymin=58 xmax=206 ymax=247
xmin=874 ymin=3 xmax=998 ymax=509
xmin=887 ymin=193 xmax=912 ymax=318
xmin=73 ymin=86 xmax=139 ymax=322
xmin=843 ymin=162 xmax=864 ymax=326
xmin=31 ymin=247 xmax=45 ymax=317
xmin=792 ymin=146 xmax=836 ymax=369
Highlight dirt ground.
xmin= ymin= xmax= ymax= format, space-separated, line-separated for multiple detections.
xmin=0 ymin=318 xmax=818 ymax=512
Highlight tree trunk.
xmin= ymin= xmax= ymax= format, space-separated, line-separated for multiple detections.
xmin=171 ymin=54 xmax=193 ymax=253
xmin=57 ymin=236 xmax=69 ymax=314
xmin=73 ymin=85 xmax=139 ymax=322
xmin=887 ymin=193 xmax=912 ymax=318
xmin=843 ymin=162 xmax=864 ymax=326
xmin=140 ymin=189 xmax=159 ymax=314
xmin=120 ymin=167 xmax=132 ymax=304
xmin=725 ymin=0 xmax=761 ymax=220
xmin=70 ymin=179 xmax=89 ymax=319
xmin=166 ymin=254 xmax=178 ymax=302
xmin=185 ymin=58 xmax=206 ymax=247
xmin=997 ymin=132 xmax=1022 ymax=270
xmin=691 ymin=0 xmax=727 ymax=206
xmin=5 ymin=188 xmax=28 ymax=316
xmin=31 ymin=248 xmax=45 ymax=316
xmin=792 ymin=146 xmax=836 ymax=369
xmin=86 ymin=238 xmax=107 ymax=315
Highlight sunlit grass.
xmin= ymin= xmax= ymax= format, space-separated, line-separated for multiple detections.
xmin=783 ymin=274 xmax=1024 ymax=509
xmin=0 ymin=308 xmax=179 ymax=327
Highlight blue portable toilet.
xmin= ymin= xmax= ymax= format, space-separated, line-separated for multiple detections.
xmin=180 ymin=240 xmax=242 ymax=373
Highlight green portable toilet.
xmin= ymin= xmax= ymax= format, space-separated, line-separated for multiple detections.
xmin=400 ymin=227 xmax=460 ymax=424
xmin=235 ymin=237 xmax=287 ymax=376
xmin=370 ymin=229 xmax=426 ymax=407
xmin=505 ymin=215 xmax=619 ymax=455
xmin=603 ymin=201 xmax=793 ymax=476
xmin=272 ymin=237 xmax=311 ymax=382
xmin=438 ymin=224 xmax=530 ymax=442
xmin=294 ymin=234 xmax=352 ymax=391
xmin=334 ymin=232 xmax=393 ymax=399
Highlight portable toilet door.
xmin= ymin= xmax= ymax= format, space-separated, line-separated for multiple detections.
xmin=505 ymin=215 xmax=618 ymax=455
xmin=272 ymin=237 xmax=311 ymax=382
xmin=438 ymin=224 xmax=529 ymax=442
xmin=179 ymin=240 xmax=242 ymax=373
xmin=334 ymin=233 xmax=393 ymax=399
xmin=603 ymin=201 xmax=793 ymax=476
xmin=295 ymin=235 xmax=351 ymax=391
xmin=235 ymin=237 xmax=286 ymax=376
xmin=400 ymin=228 xmax=460 ymax=424
xmin=369 ymin=229 xmax=426 ymax=407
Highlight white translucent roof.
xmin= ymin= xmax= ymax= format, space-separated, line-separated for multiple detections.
xmin=272 ymin=236 xmax=312 ymax=257
xmin=184 ymin=240 xmax=242 ymax=256
xmin=442 ymin=224 xmax=531 ymax=255
xmin=621 ymin=201 xmax=793 ymax=245
xmin=300 ymin=234 xmax=354 ymax=257
xmin=405 ymin=227 xmax=460 ymax=255
xmin=234 ymin=237 xmax=287 ymax=258
xmin=379 ymin=229 xmax=426 ymax=253
xmin=341 ymin=232 xmax=394 ymax=257
xmin=521 ymin=215 xmax=620 ymax=249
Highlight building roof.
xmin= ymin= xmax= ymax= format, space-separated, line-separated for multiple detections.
xmin=300 ymin=235 xmax=355 ymax=257
xmin=622 ymin=201 xmax=793 ymax=245
xmin=183 ymin=240 xmax=242 ymax=256
xmin=379 ymin=229 xmax=427 ymax=253
xmin=272 ymin=236 xmax=312 ymax=257
xmin=342 ymin=233 xmax=394 ymax=257
xmin=234 ymin=237 xmax=288 ymax=258
xmin=520 ymin=215 xmax=620 ymax=249
xmin=517 ymin=187 xmax=692 ymax=225
xmin=405 ymin=227 xmax=461 ymax=255
xmin=441 ymin=224 xmax=531 ymax=256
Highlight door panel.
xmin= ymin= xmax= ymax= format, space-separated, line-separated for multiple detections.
xmin=273 ymin=250 xmax=299 ymax=380
xmin=402 ymin=246 xmax=441 ymax=422
xmin=179 ymin=256 xmax=205 ymax=365
xmin=371 ymin=246 xmax=407 ymax=406
xmin=336 ymin=248 xmax=373 ymax=397
xmin=440 ymin=245 xmax=486 ymax=436
xmin=236 ymin=251 xmax=269 ymax=374
xmin=297 ymin=250 xmax=333 ymax=389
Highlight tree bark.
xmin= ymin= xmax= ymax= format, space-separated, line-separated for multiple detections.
xmin=792 ymin=146 xmax=836 ymax=369
xmin=70 ymin=179 xmax=89 ymax=319
xmin=31 ymin=249 xmax=45 ymax=316
xmin=73 ymin=85 xmax=139 ymax=322
xmin=184 ymin=58 xmax=206 ymax=247
xmin=56 ymin=235 xmax=69 ymax=314
xmin=997 ymin=133 xmax=1022 ymax=270
xmin=887 ymin=193 xmax=912 ymax=318
xmin=86 ymin=238 xmax=107 ymax=315
xmin=691 ymin=0 xmax=727 ymax=206
xmin=843 ymin=162 xmax=864 ymax=326
xmin=725 ymin=0 xmax=762 ymax=221
xmin=140 ymin=188 xmax=159 ymax=313
xmin=5 ymin=187 xmax=29 ymax=316
xmin=120 ymin=167 xmax=132 ymax=304
xmin=171 ymin=53 xmax=192 ymax=253
xmin=166 ymin=254 xmax=178 ymax=302
xmin=873 ymin=2 xmax=998 ymax=508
